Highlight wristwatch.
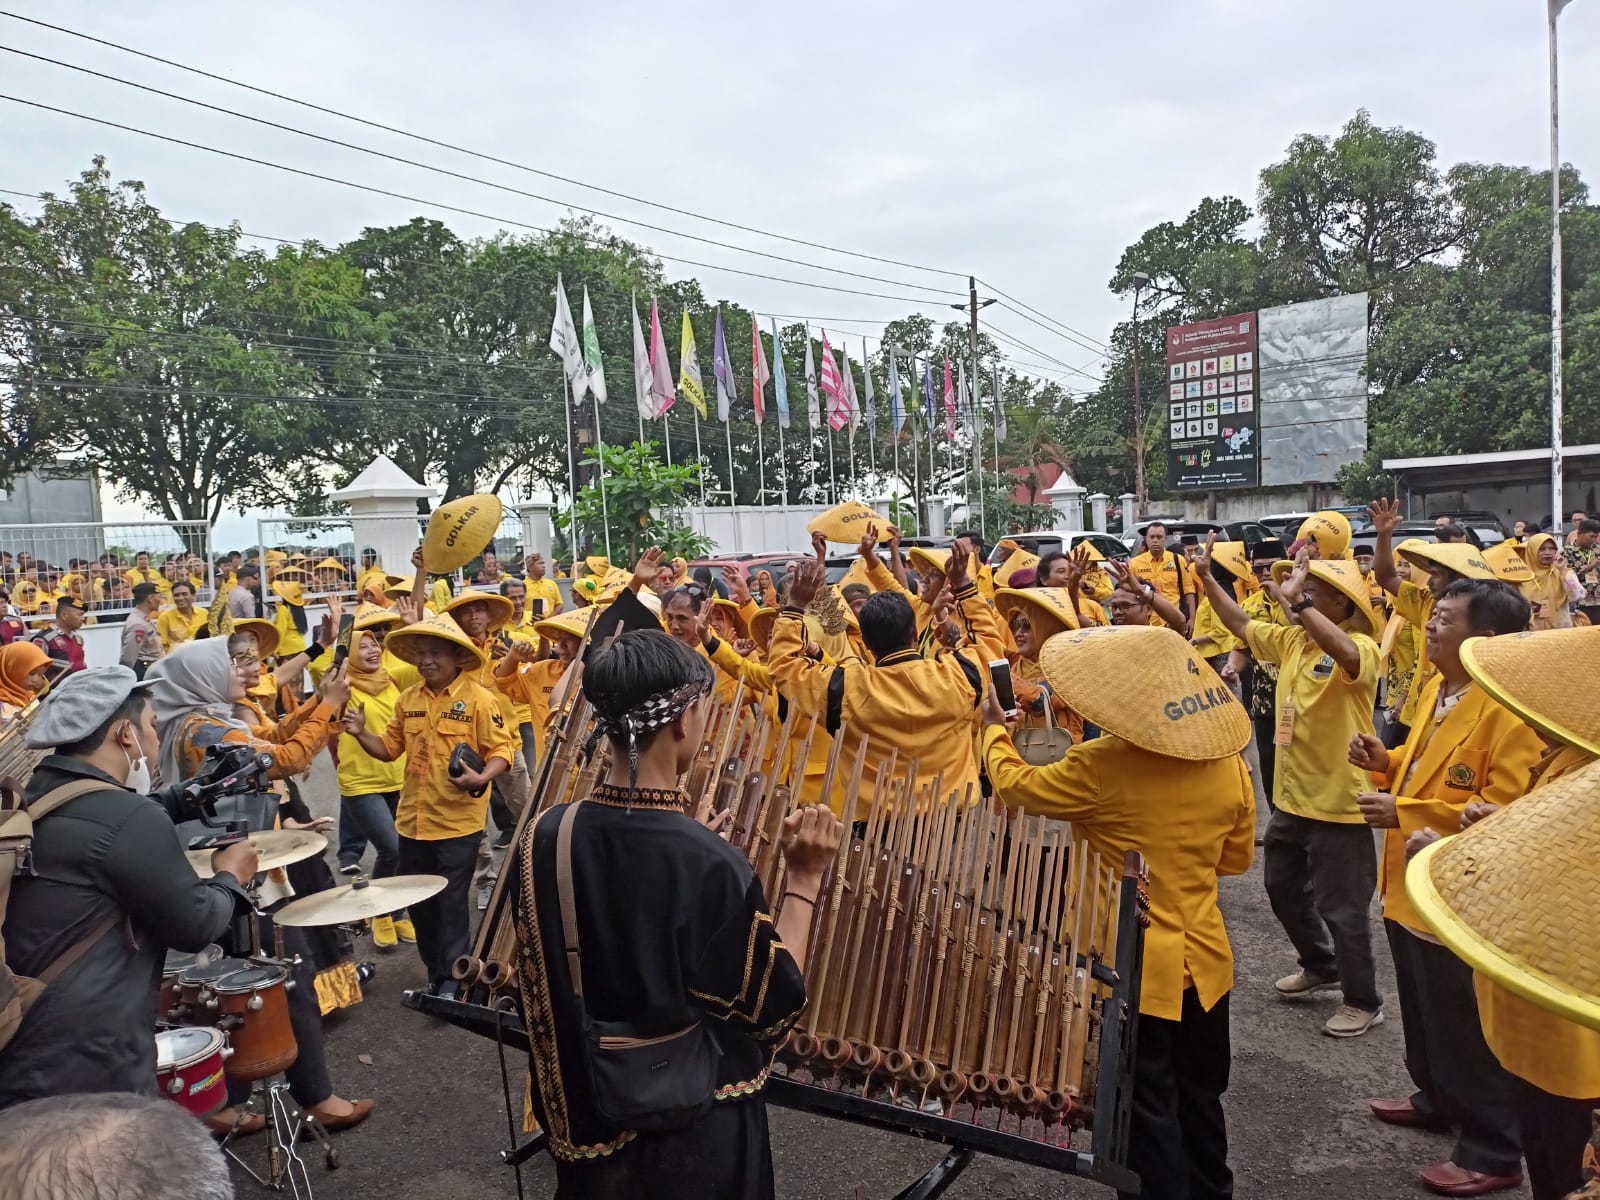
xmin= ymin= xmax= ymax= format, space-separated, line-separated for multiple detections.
xmin=1289 ymin=596 xmax=1314 ymax=614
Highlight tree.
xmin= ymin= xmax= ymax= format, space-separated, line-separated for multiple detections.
xmin=558 ymin=441 xmax=710 ymax=561
xmin=0 ymin=159 xmax=347 ymax=528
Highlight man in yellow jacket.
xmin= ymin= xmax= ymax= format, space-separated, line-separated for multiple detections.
xmin=769 ymin=542 xmax=1003 ymax=813
xmin=983 ymin=623 xmax=1255 ymax=1200
xmin=1350 ymin=579 xmax=1541 ymax=1197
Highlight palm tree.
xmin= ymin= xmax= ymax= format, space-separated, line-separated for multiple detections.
xmin=998 ymin=403 xmax=1072 ymax=505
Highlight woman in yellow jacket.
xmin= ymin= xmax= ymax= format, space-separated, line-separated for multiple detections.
xmin=983 ymin=623 xmax=1255 ymax=1200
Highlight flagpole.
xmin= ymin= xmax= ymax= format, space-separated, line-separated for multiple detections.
xmin=725 ymin=419 xmax=737 ymax=507
xmin=663 ymin=415 xmax=674 ymax=467
xmin=562 ymin=368 xmax=580 ymax=560
xmin=592 ymin=402 xmax=612 ymax=561
xmin=693 ymin=409 xmax=707 ymax=506
xmin=756 ymin=420 xmax=767 ymax=508
xmin=973 ymin=373 xmax=988 ymax=543
xmin=827 ymin=426 xmax=838 ymax=504
xmin=992 ymin=364 xmax=1003 ymax=506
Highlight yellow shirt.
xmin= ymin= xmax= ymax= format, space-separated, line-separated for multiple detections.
xmin=495 ymin=657 xmax=567 ymax=763
xmin=1128 ymin=549 xmax=1195 ymax=609
xmin=123 ymin=567 xmax=172 ymax=594
xmin=524 ymin=577 xmax=562 ymax=620
xmin=338 ymin=681 xmax=407 ymax=796
xmin=273 ymin=603 xmax=308 ymax=658
xmin=430 ymin=577 xmax=454 ymax=612
xmin=1190 ymin=596 xmax=1241 ymax=659
xmin=157 ymin=606 xmax=207 ymax=650
xmin=1390 ymin=580 xmax=1436 ymax=728
xmin=983 ymin=727 xmax=1255 ymax=1021
xmin=498 ymin=622 xmax=539 ymax=729
xmin=1375 ymin=677 xmax=1542 ymax=932
xmin=1243 ymin=620 xmax=1380 ymax=823
xmin=380 ymin=672 xmax=518 ymax=840
xmin=384 ymin=649 xmax=421 ymax=692
xmin=1474 ymin=746 xmax=1600 ymax=1099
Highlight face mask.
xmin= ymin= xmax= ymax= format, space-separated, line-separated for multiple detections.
xmin=121 ymin=736 xmax=152 ymax=795
xmin=1358 ymin=562 xmax=1372 ymax=576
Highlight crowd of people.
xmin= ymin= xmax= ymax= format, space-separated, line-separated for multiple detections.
xmin=0 ymin=499 xmax=1597 ymax=1200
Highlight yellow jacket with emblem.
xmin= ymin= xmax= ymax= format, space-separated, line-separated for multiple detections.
xmin=1372 ymin=675 xmax=1543 ymax=933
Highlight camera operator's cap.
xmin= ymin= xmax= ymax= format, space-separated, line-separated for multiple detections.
xmin=422 ymin=493 xmax=503 ymax=574
xmin=806 ymin=500 xmax=881 ymax=544
xmin=1480 ymin=542 xmax=1534 ymax=584
xmin=1038 ymin=624 xmax=1250 ymax=761
xmin=27 ymin=665 xmax=152 ymax=748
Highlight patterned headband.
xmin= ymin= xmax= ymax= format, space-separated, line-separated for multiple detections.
xmin=585 ymin=673 xmax=713 ymax=786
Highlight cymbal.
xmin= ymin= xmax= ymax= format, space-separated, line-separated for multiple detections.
xmin=186 ymin=830 xmax=328 ymax=878
xmin=270 ymin=874 xmax=447 ymax=927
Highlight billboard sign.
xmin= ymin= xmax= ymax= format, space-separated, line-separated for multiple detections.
xmin=1164 ymin=311 xmax=1260 ymax=490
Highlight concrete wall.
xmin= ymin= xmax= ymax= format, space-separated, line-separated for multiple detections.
xmin=684 ymin=505 xmax=832 ymax=554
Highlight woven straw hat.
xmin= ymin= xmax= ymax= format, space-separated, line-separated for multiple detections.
xmin=314 ymin=557 xmax=348 ymax=575
xmin=838 ymin=556 xmax=872 ymax=591
xmin=385 ymin=611 xmax=486 ymax=668
xmin=995 ymin=549 xmax=1040 ymax=588
xmin=995 ymin=586 xmax=1080 ymax=643
xmin=441 ymin=589 xmax=515 ymax=632
xmin=353 ymin=602 xmax=403 ymax=632
xmin=533 ymin=606 xmax=596 ymax=645
xmin=584 ymin=555 xmax=612 ymax=577
xmin=1480 ymin=541 xmax=1533 ymax=584
xmin=271 ymin=579 xmax=306 ymax=606
xmin=572 ymin=576 xmax=603 ymax=604
xmin=1209 ymin=541 xmax=1252 ymax=584
xmin=1407 ymin=758 xmax=1600 ymax=1032
xmin=906 ymin=546 xmax=950 ymax=578
xmin=1071 ymin=540 xmax=1106 ymax=562
xmin=1461 ymin=626 xmax=1600 ymax=756
xmin=1038 ymin=624 xmax=1250 ymax=760
xmin=264 ymin=550 xmax=287 ymax=565
xmin=749 ymin=607 xmax=777 ymax=651
xmin=1290 ymin=511 xmax=1352 ymax=559
xmin=1398 ymin=541 xmax=1495 ymax=582
xmin=422 ymin=493 xmax=503 ymax=573
xmin=232 ymin=618 xmax=280 ymax=658
xmin=1269 ymin=559 xmax=1384 ymax=637
xmin=381 ymin=574 xmax=412 ymax=599
xmin=806 ymin=500 xmax=881 ymax=544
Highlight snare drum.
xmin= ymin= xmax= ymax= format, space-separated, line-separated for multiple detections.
xmin=155 ymin=1026 xmax=230 ymax=1118
xmin=158 ymin=950 xmax=198 ymax=1019
xmin=212 ymin=963 xmax=296 ymax=1081
xmin=176 ymin=957 xmax=251 ymax=1018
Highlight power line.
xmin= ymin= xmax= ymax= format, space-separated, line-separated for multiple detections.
xmin=989 ymin=299 xmax=1111 ymax=357
xmin=975 ymin=278 xmax=1111 ymax=351
xmin=0 ymin=10 xmax=968 ymax=282
xmin=0 ymin=94 xmax=957 ymax=308
xmin=0 ymin=45 xmax=964 ymax=301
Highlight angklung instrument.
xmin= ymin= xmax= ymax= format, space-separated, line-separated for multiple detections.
xmin=414 ymin=677 xmax=1150 ymax=1198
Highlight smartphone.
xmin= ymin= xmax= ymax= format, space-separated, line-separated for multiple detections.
xmin=988 ymin=658 xmax=1017 ymax=717
xmin=532 ymin=598 xmax=545 ymax=618
xmin=331 ymin=613 xmax=356 ymax=664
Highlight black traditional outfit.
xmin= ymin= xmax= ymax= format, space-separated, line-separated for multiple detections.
xmin=510 ymin=784 xmax=805 ymax=1200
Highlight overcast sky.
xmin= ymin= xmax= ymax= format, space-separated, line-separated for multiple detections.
xmin=3 ymin=0 xmax=1596 ymax=545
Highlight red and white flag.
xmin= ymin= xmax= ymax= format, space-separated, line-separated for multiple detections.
xmin=751 ymin=319 xmax=771 ymax=426
xmin=820 ymin=330 xmax=849 ymax=431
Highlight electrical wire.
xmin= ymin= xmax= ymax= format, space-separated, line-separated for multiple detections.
xmin=975 ymin=278 xmax=1111 ymax=351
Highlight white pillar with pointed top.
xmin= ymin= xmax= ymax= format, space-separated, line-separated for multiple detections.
xmin=329 ymin=455 xmax=437 ymax=581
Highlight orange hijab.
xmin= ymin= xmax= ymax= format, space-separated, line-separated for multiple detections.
xmin=0 ymin=641 xmax=53 ymax=708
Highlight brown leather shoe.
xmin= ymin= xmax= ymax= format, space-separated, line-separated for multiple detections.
xmin=1419 ymin=1161 xmax=1524 ymax=1196
xmin=205 ymin=1109 xmax=267 ymax=1138
xmin=1369 ymin=1097 xmax=1451 ymax=1131
xmin=305 ymin=1098 xmax=373 ymax=1134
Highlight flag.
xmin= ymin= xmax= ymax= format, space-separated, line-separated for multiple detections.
xmin=820 ymin=331 xmax=848 ymax=432
xmin=679 ymin=311 xmax=706 ymax=418
xmin=993 ymin=363 xmax=1007 ymax=443
xmin=839 ymin=341 xmax=860 ymax=434
xmin=648 ymin=298 xmax=675 ymax=417
xmin=862 ymin=338 xmax=877 ymax=430
xmin=803 ymin=327 xmax=820 ymax=427
xmin=771 ymin=319 xmax=791 ymax=429
xmin=942 ymin=357 xmax=958 ymax=440
xmin=630 ymin=292 xmax=653 ymax=422
xmin=712 ymin=309 xmax=737 ymax=422
xmin=888 ymin=348 xmax=905 ymax=436
xmin=549 ymin=273 xmax=584 ymax=396
xmin=958 ymin=359 xmax=970 ymax=437
xmin=751 ymin=318 xmax=771 ymax=427
xmin=922 ymin=358 xmax=936 ymax=426
xmin=580 ymin=285 xmax=606 ymax=405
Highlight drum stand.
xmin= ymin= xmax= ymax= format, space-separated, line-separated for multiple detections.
xmin=218 ymin=1072 xmax=339 ymax=1198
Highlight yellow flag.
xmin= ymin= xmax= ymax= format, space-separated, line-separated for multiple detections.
xmin=679 ymin=311 xmax=707 ymax=418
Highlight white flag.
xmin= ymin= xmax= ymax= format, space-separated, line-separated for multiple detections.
xmin=549 ymin=273 xmax=585 ymax=397
xmin=803 ymin=326 xmax=820 ymax=428
xmin=581 ymin=285 xmax=607 ymax=405
xmin=630 ymin=292 xmax=653 ymax=422
xmin=840 ymin=341 xmax=860 ymax=435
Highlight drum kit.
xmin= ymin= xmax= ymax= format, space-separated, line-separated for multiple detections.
xmin=155 ymin=828 xmax=446 ymax=1198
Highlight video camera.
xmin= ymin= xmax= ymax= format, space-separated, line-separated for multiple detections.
xmin=175 ymin=743 xmax=277 ymax=851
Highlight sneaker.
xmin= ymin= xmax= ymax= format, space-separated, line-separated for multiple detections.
xmin=1323 ymin=1005 xmax=1384 ymax=1038
xmin=371 ymin=916 xmax=397 ymax=950
xmin=1275 ymin=969 xmax=1340 ymax=996
xmin=355 ymin=961 xmax=376 ymax=986
xmin=391 ymin=918 xmax=417 ymax=944
xmin=338 ymin=862 xmax=361 ymax=877
xmin=477 ymin=883 xmax=493 ymax=911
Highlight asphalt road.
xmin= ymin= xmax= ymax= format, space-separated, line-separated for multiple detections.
xmin=242 ymin=759 xmax=1533 ymax=1200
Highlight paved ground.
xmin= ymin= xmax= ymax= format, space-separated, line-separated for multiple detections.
xmin=241 ymin=759 xmax=1534 ymax=1200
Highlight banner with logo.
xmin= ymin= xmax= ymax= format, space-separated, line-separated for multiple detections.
xmin=1164 ymin=311 xmax=1259 ymax=490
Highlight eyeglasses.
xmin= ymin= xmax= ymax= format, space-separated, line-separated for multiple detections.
xmin=231 ymin=652 xmax=260 ymax=665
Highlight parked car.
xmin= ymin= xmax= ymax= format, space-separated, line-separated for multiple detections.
xmin=1430 ymin=510 xmax=1509 ymax=545
xmin=1258 ymin=506 xmax=1371 ymax=539
xmin=1123 ymin=520 xmax=1276 ymax=556
xmin=985 ymin=530 xmax=1130 ymax=568
xmin=1350 ymin=521 xmax=1487 ymax=550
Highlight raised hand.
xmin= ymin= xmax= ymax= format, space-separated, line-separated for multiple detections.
xmin=1367 ymin=498 xmax=1403 ymax=537
xmin=858 ymin=522 xmax=879 ymax=560
xmin=318 ymin=661 xmax=352 ymax=710
xmin=787 ymin=554 xmax=823 ymax=610
xmin=945 ymin=543 xmax=971 ymax=593
xmin=810 ymin=531 xmax=828 ymax=564
xmin=1278 ymin=546 xmax=1311 ymax=606
xmin=1348 ymin=731 xmax=1389 ymax=773
xmin=1197 ymin=531 xmax=1217 ymax=576
xmin=720 ymin=563 xmax=751 ymax=604
xmin=630 ymin=547 xmax=665 ymax=593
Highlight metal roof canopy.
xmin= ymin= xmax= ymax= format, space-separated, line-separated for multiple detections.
xmin=1382 ymin=444 xmax=1600 ymax=490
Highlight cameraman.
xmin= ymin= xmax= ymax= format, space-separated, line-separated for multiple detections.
xmin=0 ymin=666 xmax=258 ymax=1111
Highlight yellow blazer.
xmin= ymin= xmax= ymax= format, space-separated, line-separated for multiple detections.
xmin=983 ymin=728 xmax=1255 ymax=1022
xmin=1377 ymin=675 xmax=1544 ymax=933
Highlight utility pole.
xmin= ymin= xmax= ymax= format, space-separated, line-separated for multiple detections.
xmin=956 ymin=278 xmax=997 ymax=539
xmin=1549 ymin=0 xmax=1572 ymax=531
xmin=1130 ymin=271 xmax=1150 ymax=518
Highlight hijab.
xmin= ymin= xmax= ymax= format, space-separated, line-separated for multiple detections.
xmin=348 ymin=631 xmax=393 ymax=696
xmin=0 ymin=641 xmax=51 ymax=708
xmin=1521 ymin=533 xmax=1572 ymax=630
xmin=146 ymin=639 xmax=252 ymax=786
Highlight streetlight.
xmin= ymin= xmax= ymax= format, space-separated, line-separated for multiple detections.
xmin=1550 ymin=0 xmax=1577 ymax=531
xmin=1129 ymin=271 xmax=1152 ymax=517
